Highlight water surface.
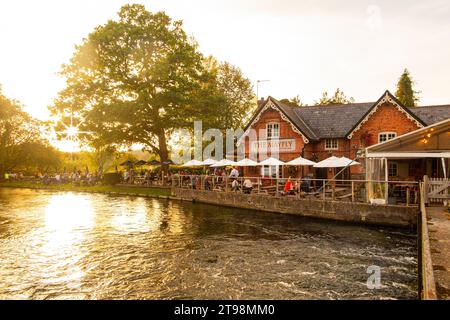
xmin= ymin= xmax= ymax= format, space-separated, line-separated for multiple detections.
xmin=0 ymin=188 xmax=417 ymax=299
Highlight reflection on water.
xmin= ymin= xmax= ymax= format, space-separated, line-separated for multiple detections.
xmin=0 ymin=188 xmax=417 ymax=300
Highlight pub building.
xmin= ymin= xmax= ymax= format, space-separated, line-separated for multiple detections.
xmin=238 ymin=90 xmax=450 ymax=181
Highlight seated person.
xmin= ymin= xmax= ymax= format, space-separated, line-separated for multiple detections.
xmin=283 ymin=177 xmax=295 ymax=195
xmin=231 ymin=179 xmax=240 ymax=191
xmin=204 ymin=178 xmax=211 ymax=190
xmin=300 ymin=175 xmax=312 ymax=192
xmin=243 ymin=179 xmax=253 ymax=194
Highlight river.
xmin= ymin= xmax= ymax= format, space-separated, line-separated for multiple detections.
xmin=0 ymin=188 xmax=417 ymax=299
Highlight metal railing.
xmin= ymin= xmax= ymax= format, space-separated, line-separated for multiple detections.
xmin=172 ymin=175 xmax=419 ymax=206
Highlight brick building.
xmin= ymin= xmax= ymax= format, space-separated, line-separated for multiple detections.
xmin=239 ymin=90 xmax=450 ymax=180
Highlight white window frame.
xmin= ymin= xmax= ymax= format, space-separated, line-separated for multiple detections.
xmin=324 ymin=138 xmax=338 ymax=150
xmin=266 ymin=122 xmax=280 ymax=139
xmin=388 ymin=162 xmax=398 ymax=177
xmin=261 ymin=165 xmax=279 ymax=178
xmin=378 ymin=132 xmax=397 ymax=143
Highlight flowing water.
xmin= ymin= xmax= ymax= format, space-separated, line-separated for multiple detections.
xmin=0 ymin=188 xmax=417 ymax=300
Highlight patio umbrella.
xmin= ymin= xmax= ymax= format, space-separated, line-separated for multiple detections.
xmin=120 ymin=160 xmax=134 ymax=167
xmin=258 ymin=157 xmax=285 ymax=166
xmin=135 ymin=160 xmax=148 ymax=166
xmin=162 ymin=160 xmax=174 ymax=165
xmin=235 ymin=158 xmax=258 ymax=166
xmin=286 ymin=156 xmax=316 ymax=166
xmin=202 ymin=158 xmax=218 ymax=166
xmin=336 ymin=156 xmax=360 ymax=167
xmin=182 ymin=159 xmax=204 ymax=167
xmin=313 ymin=156 xmax=342 ymax=168
xmin=210 ymin=159 xmax=237 ymax=167
xmin=147 ymin=159 xmax=161 ymax=166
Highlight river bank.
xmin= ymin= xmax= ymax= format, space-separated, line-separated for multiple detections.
xmin=0 ymin=181 xmax=173 ymax=199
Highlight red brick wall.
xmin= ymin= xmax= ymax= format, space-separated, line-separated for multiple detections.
xmin=349 ymin=102 xmax=421 ymax=174
xmin=243 ymin=108 xmax=306 ymax=177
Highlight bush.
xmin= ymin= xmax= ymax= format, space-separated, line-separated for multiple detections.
xmin=102 ymin=172 xmax=121 ymax=185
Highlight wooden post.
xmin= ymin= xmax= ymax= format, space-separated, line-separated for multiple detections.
xmin=257 ymin=177 xmax=260 ymax=194
xmin=384 ymin=158 xmax=389 ymax=205
xmin=423 ymin=175 xmax=429 ymax=205
xmin=332 ymin=183 xmax=335 ymax=200
xmin=351 ymin=181 xmax=355 ymax=202
xmin=276 ymin=178 xmax=279 ymax=196
xmin=406 ymin=188 xmax=410 ymax=207
xmin=323 ymin=180 xmax=326 ymax=201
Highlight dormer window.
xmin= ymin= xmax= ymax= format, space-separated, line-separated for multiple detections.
xmin=267 ymin=122 xmax=280 ymax=139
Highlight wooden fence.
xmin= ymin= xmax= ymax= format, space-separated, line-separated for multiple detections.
xmin=423 ymin=176 xmax=450 ymax=204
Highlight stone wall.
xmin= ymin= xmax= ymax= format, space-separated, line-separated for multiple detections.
xmin=172 ymin=188 xmax=418 ymax=227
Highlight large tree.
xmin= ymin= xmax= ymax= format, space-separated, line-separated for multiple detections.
xmin=200 ymin=57 xmax=255 ymax=131
xmin=395 ymin=68 xmax=420 ymax=108
xmin=52 ymin=4 xmax=210 ymax=164
xmin=314 ymin=88 xmax=354 ymax=105
xmin=0 ymin=86 xmax=48 ymax=179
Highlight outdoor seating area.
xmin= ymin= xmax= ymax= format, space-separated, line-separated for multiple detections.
xmin=173 ymin=174 xmax=419 ymax=206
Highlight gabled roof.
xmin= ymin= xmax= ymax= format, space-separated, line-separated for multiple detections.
xmin=346 ymin=90 xmax=426 ymax=139
xmin=241 ymin=96 xmax=318 ymax=143
xmin=243 ymin=90 xmax=450 ymax=142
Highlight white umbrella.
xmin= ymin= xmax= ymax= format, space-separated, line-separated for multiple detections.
xmin=202 ymin=158 xmax=218 ymax=166
xmin=182 ymin=159 xmax=204 ymax=167
xmin=235 ymin=158 xmax=258 ymax=167
xmin=258 ymin=157 xmax=285 ymax=166
xmin=336 ymin=156 xmax=360 ymax=167
xmin=314 ymin=156 xmax=360 ymax=168
xmin=210 ymin=159 xmax=237 ymax=167
xmin=286 ymin=156 xmax=316 ymax=166
xmin=313 ymin=156 xmax=341 ymax=168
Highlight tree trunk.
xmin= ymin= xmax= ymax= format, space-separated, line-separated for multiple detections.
xmin=157 ymin=130 xmax=170 ymax=178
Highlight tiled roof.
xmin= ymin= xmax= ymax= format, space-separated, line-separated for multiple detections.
xmin=264 ymin=94 xmax=450 ymax=140
xmin=408 ymin=105 xmax=450 ymax=125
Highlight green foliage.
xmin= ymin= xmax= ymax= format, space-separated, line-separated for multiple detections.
xmin=395 ymin=68 xmax=420 ymax=108
xmin=280 ymin=95 xmax=306 ymax=107
xmin=0 ymin=86 xmax=58 ymax=178
xmin=200 ymin=57 xmax=256 ymax=131
xmin=314 ymin=88 xmax=355 ymax=105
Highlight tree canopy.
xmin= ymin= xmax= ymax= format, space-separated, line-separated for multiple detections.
xmin=395 ymin=68 xmax=420 ymax=108
xmin=0 ymin=86 xmax=57 ymax=179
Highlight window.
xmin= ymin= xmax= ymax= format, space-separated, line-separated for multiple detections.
xmin=267 ymin=123 xmax=280 ymax=139
xmin=378 ymin=132 xmax=397 ymax=143
xmin=261 ymin=165 xmax=279 ymax=178
xmin=388 ymin=162 xmax=398 ymax=177
xmin=325 ymin=138 xmax=338 ymax=150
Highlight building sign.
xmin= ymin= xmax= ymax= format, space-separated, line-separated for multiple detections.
xmin=250 ymin=139 xmax=296 ymax=154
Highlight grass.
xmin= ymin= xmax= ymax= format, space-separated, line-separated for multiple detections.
xmin=0 ymin=181 xmax=172 ymax=198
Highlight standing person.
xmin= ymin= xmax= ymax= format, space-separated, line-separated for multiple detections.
xmin=230 ymin=166 xmax=239 ymax=178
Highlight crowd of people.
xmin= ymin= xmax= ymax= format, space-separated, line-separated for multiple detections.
xmin=178 ymin=166 xmax=315 ymax=196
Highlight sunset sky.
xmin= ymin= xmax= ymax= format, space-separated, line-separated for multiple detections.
xmin=1 ymin=0 xmax=450 ymax=120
